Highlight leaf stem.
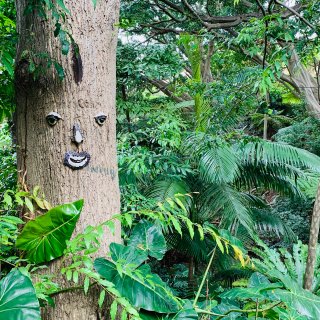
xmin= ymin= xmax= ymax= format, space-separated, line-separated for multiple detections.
xmin=50 ymin=282 xmax=97 ymax=297
xmin=215 ymin=301 xmax=282 ymax=319
xmin=195 ymin=301 xmax=282 ymax=318
xmin=193 ymin=245 xmax=217 ymax=307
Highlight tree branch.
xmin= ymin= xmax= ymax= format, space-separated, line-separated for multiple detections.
xmin=158 ymin=0 xmax=184 ymax=14
xmin=154 ymin=0 xmax=186 ymax=23
xmin=144 ymin=77 xmax=192 ymax=102
xmin=274 ymin=0 xmax=315 ymax=30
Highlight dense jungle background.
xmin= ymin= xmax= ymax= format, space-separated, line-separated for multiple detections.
xmin=1 ymin=0 xmax=320 ymax=319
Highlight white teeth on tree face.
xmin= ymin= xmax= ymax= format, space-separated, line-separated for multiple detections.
xmin=67 ymin=158 xmax=88 ymax=168
xmin=64 ymin=151 xmax=90 ymax=170
xmin=71 ymin=156 xmax=86 ymax=161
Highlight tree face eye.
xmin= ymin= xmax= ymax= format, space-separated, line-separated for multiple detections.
xmin=95 ymin=113 xmax=107 ymax=126
xmin=46 ymin=112 xmax=62 ymax=127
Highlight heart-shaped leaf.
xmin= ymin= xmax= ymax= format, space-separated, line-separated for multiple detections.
xmin=16 ymin=199 xmax=83 ymax=263
xmin=128 ymin=220 xmax=167 ymax=260
xmin=0 ymin=269 xmax=41 ymax=320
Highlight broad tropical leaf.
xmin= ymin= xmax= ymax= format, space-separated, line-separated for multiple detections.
xmin=0 ymin=269 xmax=41 ymax=320
xmin=210 ymin=301 xmax=241 ymax=319
xmin=220 ymin=285 xmax=280 ymax=301
xmin=94 ymin=243 xmax=181 ymax=313
xmin=128 ymin=220 xmax=167 ymax=260
xmin=271 ymin=270 xmax=320 ymax=319
xmin=16 ymin=199 xmax=83 ymax=263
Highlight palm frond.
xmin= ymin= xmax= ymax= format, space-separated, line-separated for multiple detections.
xmin=199 ymin=145 xmax=239 ymax=184
xmin=197 ymin=184 xmax=254 ymax=232
xmin=251 ymin=208 xmax=296 ymax=241
xmin=240 ymin=140 xmax=320 ymax=172
xmin=236 ymin=163 xmax=304 ymax=198
xmin=145 ymin=179 xmax=192 ymax=210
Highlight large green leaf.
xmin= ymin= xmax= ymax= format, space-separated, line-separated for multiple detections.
xmin=274 ymin=307 xmax=308 ymax=320
xmin=220 ymin=272 xmax=282 ymax=304
xmin=168 ymin=301 xmax=198 ymax=319
xmin=16 ymin=200 xmax=83 ymax=263
xmin=0 ymin=269 xmax=41 ymax=320
xmin=220 ymin=282 xmax=282 ymax=301
xmin=110 ymin=242 xmax=148 ymax=269
xmin=94 ymin=243 xmax=181 ymax=313
xmin=270 ymin=270 xmax=320 ymax=319
xmin=128 ymin=220 xmax=167 ymax=260
xmin=210 ymin=301 xmax=241 ymax=320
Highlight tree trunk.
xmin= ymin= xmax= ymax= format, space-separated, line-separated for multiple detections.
xmin=287 ymin=49 xmax=320 ymax=118
xmin=304 ymin=183 xmax=320 ymax=291
xmin=15 ymin=1 xmax=120 ymax=319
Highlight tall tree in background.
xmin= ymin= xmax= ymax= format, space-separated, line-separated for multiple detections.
xmin=121 ymin=0 xmax=319 ymax=115
xmin=14 ymin=0 xmax=121 ymax=318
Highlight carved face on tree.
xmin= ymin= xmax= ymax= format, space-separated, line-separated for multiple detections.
xmin=45 ymin=111 xmax=107 ymax=170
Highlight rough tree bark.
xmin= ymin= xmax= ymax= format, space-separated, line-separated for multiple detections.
xmin=15 ymin=0 xmax=121 ymax=318
xmin=304 ymin=183 xmax=320 ymax=291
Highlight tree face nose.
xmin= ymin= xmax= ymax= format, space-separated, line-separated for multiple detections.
xmin=73 ymin=124 xmax=83 ymax=145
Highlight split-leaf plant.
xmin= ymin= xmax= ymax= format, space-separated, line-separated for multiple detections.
xmin=0 ymin=196 xmax=249 ymax=319
xmin=2 ymin=195 xmax=320 ymax=319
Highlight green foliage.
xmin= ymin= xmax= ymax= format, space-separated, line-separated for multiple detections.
xmin=0 ymin=215 xmax=23 ymax=262
xmin=252 ymin=241 xmax=320 ymax=293
xmin=0 ymin=269 xmax=41 ymax=320
xmin=128 ymin=220 xmax=167 ymax=260
xmin=3 ymin=186 xmax=51 ymax=213
xmin=274 ymin=117 xmax=320 ymax=156
xmin=0 ymin=123 xmax=16 ymax=198
xmin=0 ymin=0 xmax=15 ymax=120
xmin=16 ymin=200 xmax=83 ymax=263
xmin=271 ymin=271 xmax=320 ymax=319
xmin=1 ymin=0 xmax=320 ymax=318
xmin=211 ymin=270 xmax=320 ymax=319
xmin=95 ymin=243 xmax=181 ymax=313
xmin=270 ymin=197 xmax=313 ymax=243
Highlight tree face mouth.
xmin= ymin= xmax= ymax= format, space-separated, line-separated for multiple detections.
xmin=64 ymin=151 xmax=91 ymax=170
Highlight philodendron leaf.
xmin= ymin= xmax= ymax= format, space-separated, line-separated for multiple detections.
xmin=16 ymin=199 xmax=83 ymax=263
xmin=110 ymin=242 xmax=149 ymax=269
xmin=220 ymin=282 xmax=282 ymax=301
xmin=94 ymin=244 xmax=181 ymax=313
xmin=270 ymin=270 xmax=320 ymax=319
xmin=0 ymin=269 xmax=41 ymax=320
xmin=128 ymin=220 xmax=167 ymax=260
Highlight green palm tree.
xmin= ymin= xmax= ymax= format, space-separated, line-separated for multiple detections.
xmin=144 ymin=133 xmax=320 ymax=283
